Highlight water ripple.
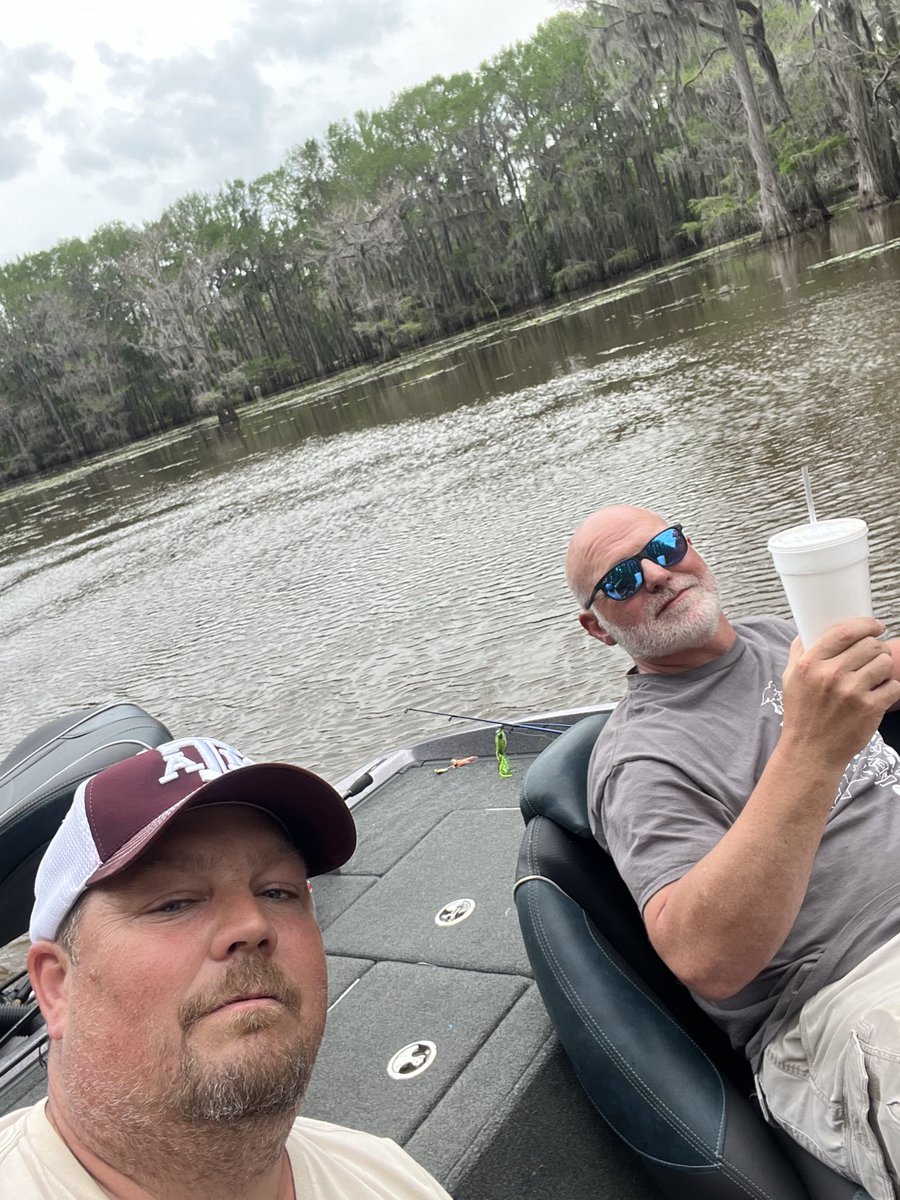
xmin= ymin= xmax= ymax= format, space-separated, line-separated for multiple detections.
xmin=2 ymin=210 xmax=900 ymax=777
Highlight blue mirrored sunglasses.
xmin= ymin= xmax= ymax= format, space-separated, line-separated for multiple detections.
xmin=585 ymin=524 xmax=687 ymax=607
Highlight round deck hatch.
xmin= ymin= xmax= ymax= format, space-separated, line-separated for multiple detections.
xmin=435 ymin=898 xmax=475 ymax=926
xmin=387 ymin=1041 xmax=437 ymax=1079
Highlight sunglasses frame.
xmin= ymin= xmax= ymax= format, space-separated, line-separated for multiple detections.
xmin=584 ymin=524 xmax=687 ymax=608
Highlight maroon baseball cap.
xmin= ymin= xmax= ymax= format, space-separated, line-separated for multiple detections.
xmin=30 ymin=736 xmax=357 ymax=942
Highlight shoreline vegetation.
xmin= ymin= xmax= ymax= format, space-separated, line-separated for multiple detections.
xmin=2 ymin=0 xmax=900 ymax=489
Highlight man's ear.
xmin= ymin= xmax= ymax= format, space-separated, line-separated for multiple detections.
xmin=578 ymin=610 xmax=618 ymax=646
xmin=28 ymin=942 xmax=72 ymax=1041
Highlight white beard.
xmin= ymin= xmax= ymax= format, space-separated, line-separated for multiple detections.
xmin=602 ymin=574 xmax=723 ymax=661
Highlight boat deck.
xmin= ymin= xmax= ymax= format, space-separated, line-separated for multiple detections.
xmin=307 ymin=735 xmax=663 ymax=1199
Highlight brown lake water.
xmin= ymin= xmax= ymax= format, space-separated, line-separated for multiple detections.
xmin=2 ymin=202 xmax=900 ymax=782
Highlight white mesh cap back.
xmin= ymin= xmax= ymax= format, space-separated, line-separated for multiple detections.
xmin=30 ymin=780 xmax=103 ymax=942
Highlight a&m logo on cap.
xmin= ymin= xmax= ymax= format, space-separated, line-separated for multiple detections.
xmin=157 ymin=738 xmax=255 ymax=786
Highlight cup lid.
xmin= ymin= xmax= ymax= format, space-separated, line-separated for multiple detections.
xmin=767 ymin=517 xmax=867 ymax=552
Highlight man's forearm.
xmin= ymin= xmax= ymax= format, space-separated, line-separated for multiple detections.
xmin=644 ymin=736 xmax=844 ymax=1000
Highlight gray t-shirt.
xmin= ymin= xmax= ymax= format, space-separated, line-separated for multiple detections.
xmin=588 ymin=616 xmax=900 ymax=1069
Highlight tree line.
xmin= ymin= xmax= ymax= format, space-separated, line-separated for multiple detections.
xmin=2 ymin=0 xmax=899 ymax=485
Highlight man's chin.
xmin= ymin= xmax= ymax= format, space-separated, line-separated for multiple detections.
xmin=175 ymin=1035 xmax=317 ymax=1123
xmin=613 ymin=602 xmax=722 ymax=661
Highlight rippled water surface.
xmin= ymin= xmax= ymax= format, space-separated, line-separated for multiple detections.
xmin=3 ymin=204 xmax=900 ymax=780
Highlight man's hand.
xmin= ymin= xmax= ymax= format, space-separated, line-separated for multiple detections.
xmin=781 ymin=618 xmax=900 ymax=770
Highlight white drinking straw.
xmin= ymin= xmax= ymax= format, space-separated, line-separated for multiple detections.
xmin=801 ymin=465 xmax=818 ymax=524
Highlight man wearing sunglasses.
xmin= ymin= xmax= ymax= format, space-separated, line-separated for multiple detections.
xmin=566 ymin=504 xmax=900 ymax=1197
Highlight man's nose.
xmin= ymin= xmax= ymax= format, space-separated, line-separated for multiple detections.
xmin=211 ymin=893 xmax=278 ymax=959
xmin=641 ymin=557 xmax=672 ymax=592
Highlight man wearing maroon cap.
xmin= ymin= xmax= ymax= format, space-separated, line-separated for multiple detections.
xmin=0 ymin=737 xmax=452 ymax=1200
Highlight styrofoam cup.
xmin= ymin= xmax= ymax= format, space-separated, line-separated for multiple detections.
xmin=767 ymin=518 xmax=872 ymax=648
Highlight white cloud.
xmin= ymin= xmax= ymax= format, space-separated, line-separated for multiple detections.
xmin=0 ymin=42 xmax=73 ymax=184
xmin=0 ymin=133 xmax=36 ymax=181
xmin=0 ymin=0 xmax=554 ymax=263
xmin=237 ymin=0 xmax=407 ymax=59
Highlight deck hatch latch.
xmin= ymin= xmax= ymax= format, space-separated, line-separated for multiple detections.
xmin=387 ymin=1041 xmax=437 ymax=1080
xmin=435 ymin=898 xmax=475 ymax=926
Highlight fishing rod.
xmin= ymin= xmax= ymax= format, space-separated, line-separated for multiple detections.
xmin=404 ymin=706 xmax=571 ymax=736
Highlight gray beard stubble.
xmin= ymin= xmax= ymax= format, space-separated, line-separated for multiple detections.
xmin=173 ymin=956 xmax=318 ymax=1124
xmin=604 ymin=576 xmax=723 ymax=661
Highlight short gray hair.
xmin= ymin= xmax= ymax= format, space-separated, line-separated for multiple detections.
xmin=55 ymin=894 xmax=86 ymax=963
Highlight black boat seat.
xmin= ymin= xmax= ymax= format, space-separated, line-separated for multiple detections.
xmin=514 ymin=712 xmax=874 ymax=1200
xmin=0 ymin=703 xmax=173 ymax=947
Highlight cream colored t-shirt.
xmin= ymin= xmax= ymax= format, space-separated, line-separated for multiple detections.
xmin=0 ymin=1100 xmax=452 ymax=1198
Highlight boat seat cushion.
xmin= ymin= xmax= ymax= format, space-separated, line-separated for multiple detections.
xmin=519 ymin=711 xmax=609 ymax=838
xmin=515 ymin=712 xmax=873 ymax=1200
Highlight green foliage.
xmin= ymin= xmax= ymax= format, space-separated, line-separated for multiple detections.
xmin=242 ymin=357 xmax=300 ymax=389
xmin=679 ymin=220 xmax=705 ymax=246
xmin=192 ymin=389 xmax=221 ymax=416
xmin=1 ymin=0 xmax=890 ymax=485
xmin=804 ymin=133 xmax=852 ymax=163
xmin=551 ymin=261 xmax=601 ymax=294
xmin=771 ymin=123 xmax=850 ymax=174
xmin=682 ymin=193 xmax=754 ymax=243
xmin=607 ymin=247 xmax=640 ymax=274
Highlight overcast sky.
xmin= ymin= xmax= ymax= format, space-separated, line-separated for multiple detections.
xmin=1 ymin=0 xmax=555 ymax=266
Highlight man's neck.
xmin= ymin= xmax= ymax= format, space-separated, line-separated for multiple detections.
xmin=46 ymin=1090 xmax=296 ymax=1200
xmin=633 ymin=615 xmax=738 ymax=676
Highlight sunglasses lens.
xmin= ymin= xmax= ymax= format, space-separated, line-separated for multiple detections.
xmin=603 ymin=560 xmax=640 ymax=601
xmin=646 ymin=526 xmax=687 ymax=566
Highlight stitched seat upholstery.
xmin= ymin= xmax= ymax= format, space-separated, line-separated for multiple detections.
xmin=514 ymin=712 xmax=874 ymax=1200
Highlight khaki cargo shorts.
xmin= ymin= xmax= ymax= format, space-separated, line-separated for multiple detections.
xmin=758 ymin=932 xmax=900 ymax=1200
